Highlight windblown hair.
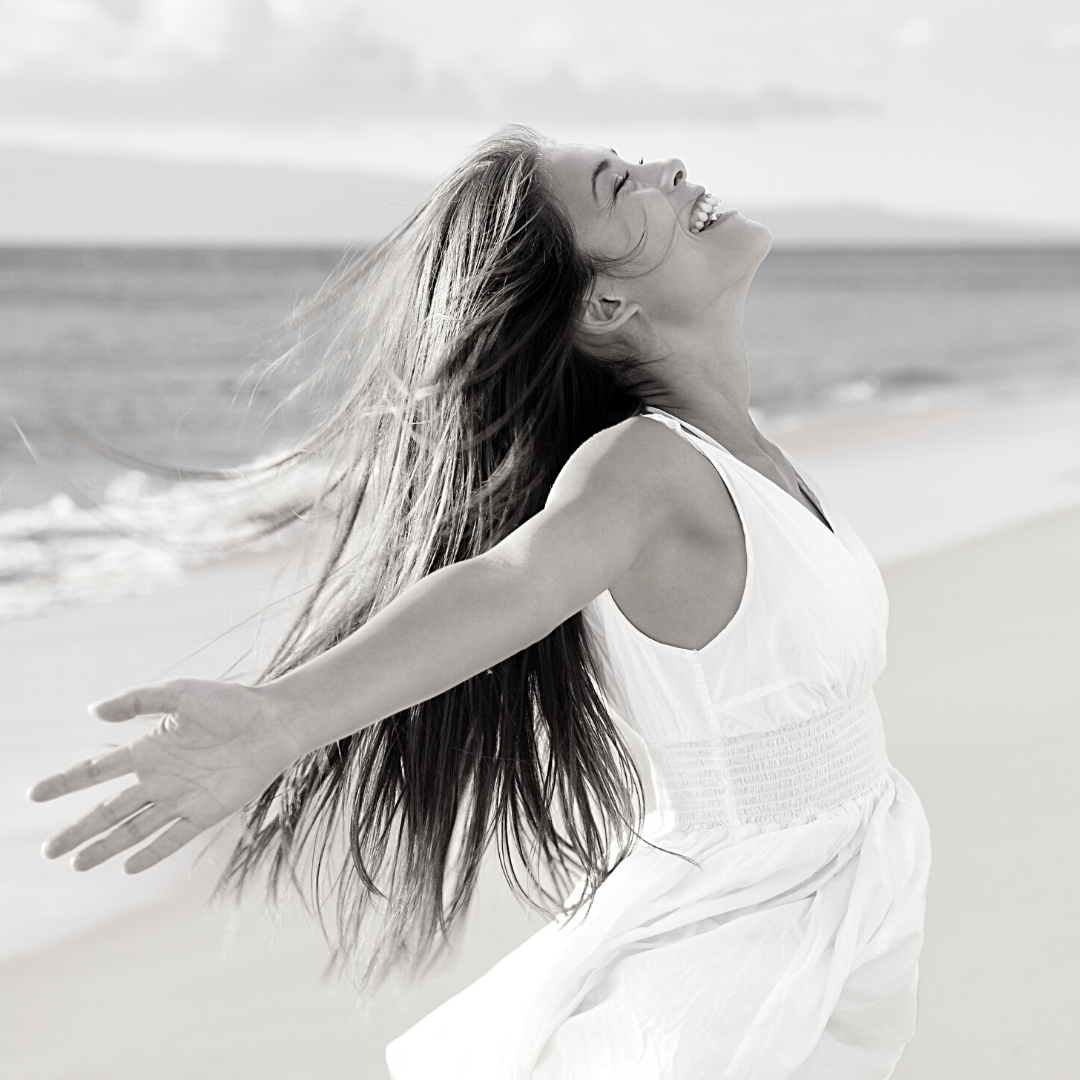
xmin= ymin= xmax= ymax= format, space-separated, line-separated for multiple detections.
xmin=220 ymin=126 xmax=646 ymax=986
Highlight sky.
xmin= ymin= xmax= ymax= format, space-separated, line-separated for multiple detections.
xmin=1 ymin=0 xmax=1079 ymax=231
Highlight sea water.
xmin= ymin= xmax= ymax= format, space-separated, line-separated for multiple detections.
xmin=2 ymin=246 xmax=1080 ymax=621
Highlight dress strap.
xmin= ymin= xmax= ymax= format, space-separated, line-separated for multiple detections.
xmin=643 ymin=407 xmax=834 ymax=534
xmin=640 ymin=406 xmax=726 ymax=454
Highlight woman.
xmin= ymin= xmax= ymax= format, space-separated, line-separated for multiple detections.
xmin=31 ymin=128 xmax=930 ymax=1078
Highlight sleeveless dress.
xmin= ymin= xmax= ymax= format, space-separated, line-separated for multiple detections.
xmin=386 ymin=408 xmax=931 ymax=1079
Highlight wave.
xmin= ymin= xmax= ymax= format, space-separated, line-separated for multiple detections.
xmin=0 ymin=461 xmax=323 ymax=622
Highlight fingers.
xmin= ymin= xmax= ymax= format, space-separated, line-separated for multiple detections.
xmin=30 ymin=683 xmax=180 ymax=803
xmin=29 ymin=745 xmax=134 ymax=802
xmin=42 ymin=784 xmax=150 ymax=859
xmin=72 ymin=803 xmax=175 ymax=871
xmin=124 ymin=819 xmax=203 ymax=875
xmin=91 ymin=683 xmax=182 ymax=723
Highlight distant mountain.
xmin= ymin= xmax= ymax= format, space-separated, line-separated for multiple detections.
xmin=2 ymin=146 xmax=1077 ymax=247
xmin=0 ymin=146 xmax=430 ymax=245
xmin=739 ymin=203 xmax=1079 ymax=248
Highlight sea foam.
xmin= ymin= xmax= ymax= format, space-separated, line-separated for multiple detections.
xmin=0 ymin=463 xmax=321 ymax=622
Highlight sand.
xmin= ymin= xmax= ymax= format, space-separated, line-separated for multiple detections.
xmin=0 ymin=547 xmax=302 ymax=961
xmin=881 ymin=507 xmax=1080 ymax=1079
xmin=2 ymin=407 xmax=1079 ymax=1077
xmin=767 ymin=379 xmax=1080 ymax=564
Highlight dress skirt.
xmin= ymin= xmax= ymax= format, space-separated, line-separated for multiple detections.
xmin=386 ymin=768 xmax=929 ymax=1079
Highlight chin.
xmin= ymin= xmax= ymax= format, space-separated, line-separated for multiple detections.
xmin=727 ymin=211 xmax=773 ymax=265
xmin=755 ymin=221 xmax=773 ymax=258
xmin=736 ymin=211 xmax=772 ymax=246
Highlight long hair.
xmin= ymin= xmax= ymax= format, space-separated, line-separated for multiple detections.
xmin=220 ymin=126 xmax=646 ymax=986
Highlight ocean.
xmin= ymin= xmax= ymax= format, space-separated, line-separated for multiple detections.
xmin=2 ymin=245 xmax=1080 ymax=621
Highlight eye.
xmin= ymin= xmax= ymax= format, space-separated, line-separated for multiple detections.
xmin=613 ymin=169 xmax=630 ymax=200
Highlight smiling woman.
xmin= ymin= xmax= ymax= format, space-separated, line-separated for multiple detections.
xmin=30 ymin=126 xmax=929 ymax=1079
xmin=546 ymin=144 xmax=771 ymax=351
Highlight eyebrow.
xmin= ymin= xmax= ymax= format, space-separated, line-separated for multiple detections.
xmin=590 ymin=149 xmax=619 ymax=203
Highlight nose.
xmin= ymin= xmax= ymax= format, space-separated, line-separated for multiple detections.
xmin=656 ymin=157 xmax=687 ymax=191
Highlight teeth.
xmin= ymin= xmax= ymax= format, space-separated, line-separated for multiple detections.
xmin=690 ymin=192 xmax=721 ymax=233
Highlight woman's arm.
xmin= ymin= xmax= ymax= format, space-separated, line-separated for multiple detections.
xmin=260 ymin=418 xmax=674 ymax=755
xmin=30 ymin=419 xmax=696 ymax=873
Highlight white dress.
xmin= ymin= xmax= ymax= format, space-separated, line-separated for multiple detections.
xmin=387 ymin=408 xmax=931 ymax=1079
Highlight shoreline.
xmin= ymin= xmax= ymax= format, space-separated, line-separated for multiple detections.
xmin=3 ymin=373 xmax=1080 ymax=625
xmin=765 ymin=375 xmax=1080 ymax=564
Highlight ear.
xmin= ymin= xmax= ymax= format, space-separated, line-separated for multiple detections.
xmin=577 ymin=293 xmax=641 ymax=337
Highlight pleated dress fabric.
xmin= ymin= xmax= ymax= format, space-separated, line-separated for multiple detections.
xmin=386 ymin=408 xmax=931 ymax=1080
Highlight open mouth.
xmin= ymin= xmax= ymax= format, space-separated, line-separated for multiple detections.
xmin=689 ymin=191 xmax=721 ymax=233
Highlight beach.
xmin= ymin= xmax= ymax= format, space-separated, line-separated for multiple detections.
xmin=1 ymin=383 xmax=1078 ymax=1078
xmin=3 ymin=0 xmax=1079 ymax=1072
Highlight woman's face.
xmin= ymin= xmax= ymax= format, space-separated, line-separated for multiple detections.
xmin=541 ymin=143 xmax=771 ymax=334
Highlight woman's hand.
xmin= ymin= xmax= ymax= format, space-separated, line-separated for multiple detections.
xmin=29 ymin=679 xmax=301 ymax=874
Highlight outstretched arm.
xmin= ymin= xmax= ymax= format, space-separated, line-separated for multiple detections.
xmin=254 ymin=418 xmax=673 ymax=756
xmin=30 ymin=419 xmax=684 ymax=873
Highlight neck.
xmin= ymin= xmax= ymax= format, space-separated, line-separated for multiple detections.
xmin=637 ymin=283 xmax=760 ymax=451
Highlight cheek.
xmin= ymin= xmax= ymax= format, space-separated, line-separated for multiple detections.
xmin=638 ymin=247 xmax=717 ymax=321
xmin=647 ymin=236 xmax=757 ymax=320
xmin=622 ymin=203 xmax=760 ymax=316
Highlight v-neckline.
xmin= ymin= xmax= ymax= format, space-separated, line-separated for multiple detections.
xmin=794 ymin=477 xmax=834 ymax=535
xmin=643 ymin=407 xmax=835 ymax=535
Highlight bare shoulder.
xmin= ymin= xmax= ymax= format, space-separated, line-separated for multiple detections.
xmin=547 ymin=415 xmax=721 ymax=512
xmin=548 ymin=416 xmax=744 ymax=649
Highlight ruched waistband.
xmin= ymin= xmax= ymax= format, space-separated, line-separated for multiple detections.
xmin=645 ymin=689 xmax=887 ymax=828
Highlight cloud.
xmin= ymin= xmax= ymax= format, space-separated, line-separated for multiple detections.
xmin=1047 ymin=20 xmax=1080 ymax=53
xmin=0 ymin=0 xmax=874 ymax=150
xmin=0 ymin=1 xmax=464 ymax=123
xmin=496 ymin=70 xmax=873 ymax=127
xmin=892 ymin=17 xmax=936 ymax=53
